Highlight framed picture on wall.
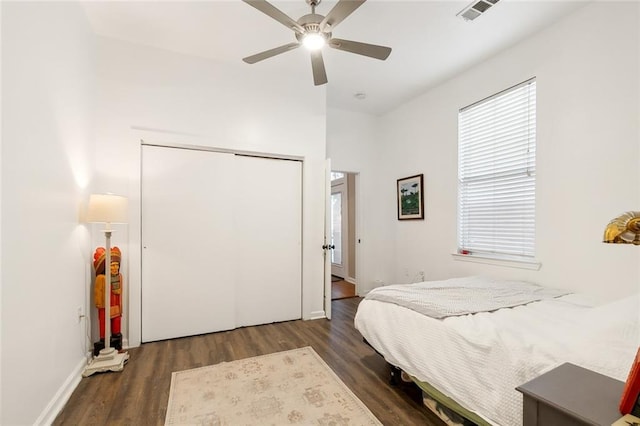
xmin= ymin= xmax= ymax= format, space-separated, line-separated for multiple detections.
xmin=397 ymin=174 xmax=424 ymax=220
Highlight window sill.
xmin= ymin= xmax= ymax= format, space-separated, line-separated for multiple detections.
xmin=451 ymin=253 xmax=541 ymax=270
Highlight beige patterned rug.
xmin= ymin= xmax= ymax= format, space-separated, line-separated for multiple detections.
xmin=165 ymin=346 xmax=381 ymax=425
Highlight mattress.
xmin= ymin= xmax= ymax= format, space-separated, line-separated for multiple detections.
xmin=355 ymin=290 xmax=639 ymax=426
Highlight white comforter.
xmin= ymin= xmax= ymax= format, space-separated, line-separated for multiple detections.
xmin=355 ymin=287 xmax=639 ymax=426
xmin=365 ymin=276 xmax=570 ymax=318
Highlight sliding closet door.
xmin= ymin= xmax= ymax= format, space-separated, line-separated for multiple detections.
xmin=234 ymin=155 xmax=302 ymax=327
xmin=141 ymin=146 xmax=236 ymax=342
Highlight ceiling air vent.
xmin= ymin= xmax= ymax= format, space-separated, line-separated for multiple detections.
xmin=457 ymin=0 xmax=500 ymax=21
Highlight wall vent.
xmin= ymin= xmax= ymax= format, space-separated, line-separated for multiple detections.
xmin=457 ymin=0 xmax=500 ymax=21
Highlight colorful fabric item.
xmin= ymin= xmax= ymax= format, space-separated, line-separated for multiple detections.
xmin=93 ymin=246 xmax=122 ymax=275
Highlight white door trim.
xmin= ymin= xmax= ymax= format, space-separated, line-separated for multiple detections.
xmin=330 ymin=181 xmax=348 ymax=279
xmin=354 ymin=173 xmax=361 ymax=295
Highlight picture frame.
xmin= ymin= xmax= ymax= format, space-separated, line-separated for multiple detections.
xmin=397 ymin=174 xmax=424 ymax=220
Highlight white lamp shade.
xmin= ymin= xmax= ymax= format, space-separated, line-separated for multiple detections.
xmin=87 ymin=194 xmax=128 ymax=224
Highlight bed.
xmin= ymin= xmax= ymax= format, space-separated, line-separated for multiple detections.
xmin=354 ymin=276 xmax=639 ymax=426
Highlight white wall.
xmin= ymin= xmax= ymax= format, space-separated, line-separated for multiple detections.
xmin=93 ymin=37 xmax=327 ymax=347
xmin=1 ymin=2 xmax=96 ymax=424
xmin=369 ymin=2 xmax=639 ymax=300
xmin=327 ymin=108 xmax=396 ymax=294
xmin=0 ymin=3 xmax=4 ymax=421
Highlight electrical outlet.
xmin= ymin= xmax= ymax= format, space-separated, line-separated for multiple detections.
xmin=403 ymin=267 xmax=409 ymax=277
xmin=418 ymin=271 xmax=425 ymax=282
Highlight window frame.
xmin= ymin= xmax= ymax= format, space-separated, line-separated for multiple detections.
xmin=454 ymin=78 xmax=540 ymax=270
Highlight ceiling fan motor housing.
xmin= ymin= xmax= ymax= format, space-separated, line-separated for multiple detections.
xmin=295 ymin=14 xmax=332 ymax=42
xmin=297 ymin=13 xmax=324 ymax=28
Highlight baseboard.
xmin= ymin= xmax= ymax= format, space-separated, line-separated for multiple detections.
xmin=34 ymin=357 xmax=86 ymax=425
xmin=345 ymin=276 xmax=356 ymax=285
xmin=308 ymin=310 xmax=326 ymax=320
xmin=357 ymin=289 xmax=371 ymax=297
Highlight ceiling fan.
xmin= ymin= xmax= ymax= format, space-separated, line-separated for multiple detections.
xmin=242 ymin=0 xmax=392 ymax=86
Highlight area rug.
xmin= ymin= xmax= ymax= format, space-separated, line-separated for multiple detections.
xmin=165 ymin=346 xmax=381 ymax=425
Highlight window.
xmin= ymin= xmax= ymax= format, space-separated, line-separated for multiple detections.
xmin=331 ymin=172 xmax=345 ymax=181
xmin=457 ymin=78 xmax=536 ymax=263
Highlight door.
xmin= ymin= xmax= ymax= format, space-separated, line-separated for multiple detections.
xmin=234 ymin=155 xmax=302 ymax=327
xmin=324 ymin=159 xmax=332 ymax=320
xmin=141 ymin=146 xmax=303 ymax=342
xmin=141 ymin=145 xmax=236 ymax=342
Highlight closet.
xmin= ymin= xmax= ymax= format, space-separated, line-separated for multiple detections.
xmin=141 ymin=144 xmax=302 ymax=342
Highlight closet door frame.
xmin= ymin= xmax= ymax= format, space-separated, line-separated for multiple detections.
xmin=141 ymin=141 xmax=303 ymax=162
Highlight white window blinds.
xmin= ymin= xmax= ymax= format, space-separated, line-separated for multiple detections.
xmin=457 ymin=79 xmax=536 ymax=260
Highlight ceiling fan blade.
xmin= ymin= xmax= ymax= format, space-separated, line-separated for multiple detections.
xmin=329 ymin=38 xmax=392 ymax=60
xmin=319 ymin=0 xmax=366 ymax=31
xmin=310 ymin=50 xmax=328 ymax=86
xmin=243 ymin=42 xmax=301 ymax=64
xmin=242 ymin=0 xmax=305 ymax=34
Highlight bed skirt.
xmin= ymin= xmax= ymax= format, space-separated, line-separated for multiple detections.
xmin=402 ymin=371 xmax=491 ymax=426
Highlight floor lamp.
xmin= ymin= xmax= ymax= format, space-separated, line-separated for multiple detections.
xmin=83 ymin=193 xmax=130 ymax=377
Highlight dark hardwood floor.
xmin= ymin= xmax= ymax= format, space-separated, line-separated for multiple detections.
xmin=54 ymin=298 xmax=445 ymax=425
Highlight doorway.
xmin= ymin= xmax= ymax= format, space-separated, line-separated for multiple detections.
xmin=330 ymin=171 xmax=356 ymax=300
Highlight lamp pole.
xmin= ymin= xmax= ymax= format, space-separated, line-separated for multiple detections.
xmin=102 ymin=226 xmax=113 ymax=353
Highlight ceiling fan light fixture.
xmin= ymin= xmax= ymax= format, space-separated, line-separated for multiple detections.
xmin=303 ymin=32 xmax=326 ymax=50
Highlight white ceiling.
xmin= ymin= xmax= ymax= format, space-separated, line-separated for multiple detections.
xmin=81 ymin=0 xmax=587 ymax=115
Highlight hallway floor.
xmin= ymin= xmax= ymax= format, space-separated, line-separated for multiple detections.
xmin=331 ymin=276 xmax=356 ymax=300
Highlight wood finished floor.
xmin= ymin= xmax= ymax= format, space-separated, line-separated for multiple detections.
xmin=54 ymin=297 xmax=445 ymax=425
xmin=332 ymin=279 xmax=356 ymax=300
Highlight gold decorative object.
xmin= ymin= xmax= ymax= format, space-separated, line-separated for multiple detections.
xmin=603 ymin=211 xmax=640 ymax=245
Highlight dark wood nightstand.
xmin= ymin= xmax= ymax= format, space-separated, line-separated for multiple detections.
xmin=516 ymin=363 xmax=624 ymax=426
